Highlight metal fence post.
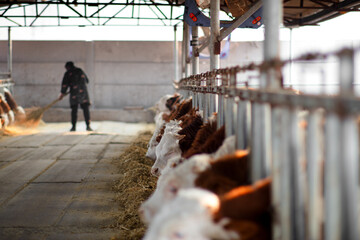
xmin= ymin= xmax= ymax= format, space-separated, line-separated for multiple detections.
xmin=290 ymin=108 xmax=306 ymax=240
xmin=306 ymin=110 xmax=323 ymax=240
xmin=8 ymin=27 xmax=12 ymax=80
xmin=338 ymin=49 xmax=359 ymax=240
xmin=236 ymin=99 xmax=247 ymax=149
xmin=271 ymin=106 xmax=282 ymax=240
xmin=324 ymin=113 xmax=341 ymax=240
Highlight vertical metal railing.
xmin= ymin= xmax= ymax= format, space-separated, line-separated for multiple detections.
xmin=225 ymin=71 xmax=236 ymax=136
xmin=338 ymin=49 xmax=359 ymax=240
xmin=177 ymin=47 xmax=359 ymax=240
xmin=176 ymin=1 xmax=359 ymax=239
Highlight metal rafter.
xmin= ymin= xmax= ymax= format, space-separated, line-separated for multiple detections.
xmin=0 ymin=0 xmax=359 ymax=27
xmin=30 ymin=3 xmax=50 ymax=26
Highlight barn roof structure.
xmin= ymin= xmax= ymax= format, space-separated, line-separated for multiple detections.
xmin=0 ymin=0 xmax=359 ymax=28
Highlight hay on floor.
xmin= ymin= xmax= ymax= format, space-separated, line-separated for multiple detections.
xmin=112 ymin=131 xmax=157 ymax=240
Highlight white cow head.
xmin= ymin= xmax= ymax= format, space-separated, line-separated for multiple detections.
xmin=143 ymin=188 xmax=238 ymax=240
xmin=141 ymin=154 xmax=211 ymax=223
xmin=151 ymin=121 xmax=182 ymax=176
xmin=152 ymin=132 xmax=182 ymax=176
xmin=154 ymin=94 xmax=173 ymax=114
xmin=211 ymin=135 xmax=236 ymax=160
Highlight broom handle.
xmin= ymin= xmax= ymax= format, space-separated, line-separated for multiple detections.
xmin=42 ymin=92 xmax=69 ymax=112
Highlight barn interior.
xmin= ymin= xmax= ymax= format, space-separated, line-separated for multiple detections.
xmin=0 ymin=0 xmax=360 ymax=240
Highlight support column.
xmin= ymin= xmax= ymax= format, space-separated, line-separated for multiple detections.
xmin=338 ymin=49 xmax=358 ymax=240
xmin=181 ymin=23 xmax=186 ymax=79
xmin=191 ymin=26 xmax=199 ymax=75
xmin=262 ymin=0 xmax=282 ymax=89
xmin=210 ymin=0 xmax=220 ymax=71
xmin=192 ymin=26 xmax=199 ymax=107
xmin=184 ymin=23 xmax=191 ymax=78
xmin=261 ymin=1 xmax=283 ymax=240
xmin=174 ymin=25 xmax=179 ymax=82
xmin=8 ymin=27 xmax=12 ymax=79
xmin=209 ymin=0 xmax=220 ymax=120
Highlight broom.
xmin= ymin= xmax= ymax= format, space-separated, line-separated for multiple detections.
xmin=24 ymin=92 xmax=69 ymax=125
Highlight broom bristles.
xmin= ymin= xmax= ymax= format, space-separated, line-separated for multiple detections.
xmin=13 ymin=93 xmax=68 ymax=128
xmin=25 ymin=107 xmax=45 ymax=122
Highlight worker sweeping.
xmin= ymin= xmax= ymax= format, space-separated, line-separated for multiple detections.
xmin=59 ymin=61 xmax=93 ymax=132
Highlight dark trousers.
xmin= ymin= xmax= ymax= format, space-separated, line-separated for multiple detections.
xmin=71 ymin=103 xmax=90 ymax=127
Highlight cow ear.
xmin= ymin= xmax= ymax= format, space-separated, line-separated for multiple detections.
xmin=192 ymin=164 xmax=208 ymax=173
xmin=176 ymin=134 xmax=185 ymax=140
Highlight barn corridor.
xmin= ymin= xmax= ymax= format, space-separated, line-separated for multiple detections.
xmin=0 ymin=121 xmax=153 ymax=240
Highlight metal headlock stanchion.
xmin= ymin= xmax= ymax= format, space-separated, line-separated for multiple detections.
xmin=176 ymin=34 xmax=360 ymax=240
xmin=337 ymin=49 xmax=359 ymax=240
xmin=191 ymin=26 xmax=199 ymax=108
xmin=224 ymin=70 xmax=234 ymax=137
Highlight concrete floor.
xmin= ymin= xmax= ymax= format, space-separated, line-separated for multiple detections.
xmin=0 ymin=121 xmax=154 ymax=240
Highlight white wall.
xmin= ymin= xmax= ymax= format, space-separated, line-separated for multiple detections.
xmin=0 ymin=40 xmax=268 ymax=110
xmin=0 ymin=41 xmax=176 ymax=109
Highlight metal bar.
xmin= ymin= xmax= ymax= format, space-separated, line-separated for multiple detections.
xmin=204 ymin=92 xmax=210 ymax=120
xmin=263 ymin=0 xmax=282 ymax=89
xmin=306 ymin=110 xmax=323 ymax=240
xmin=191 ymin=26 xmax=199 ymax=75
xmin=339 ymin=49 xmax=354 ymax=95
xmin=102 ymin=3 xmax=130 ymax=25
xmin=35 ymin=0 xmax=38 ymax=17
xmin=98 ymin=1 xmax=101 ymax=25
xmin=0 ymin=14 xmax=177 ymax=20
xmin=150 ymin=1 xmax=169 ymax=19
xmin=0 ymin=1 xmax=177 ymax=6
xmin=181 ymin=22 xmax=186 ymax=79
xmin=0 ymin=4 xmax=12 ymax=17
xmin=198 ymin=91 xmax=204 ymax=116
xmin=7 ymin=27 xmax=12 ymax=79
xmin=30 ymin=3 xmax=50 ymax=26
xmin=23 ymin=4 xmax=26 ymax=26
xmin=289 ymin=28 xmax=293 ymax=87
xmin=143 ymin=0 xmax=167 ymax=26
xmin=84 ymin=0 xmax=87 ymax=18
xmin=225 ymin=97 xmax=234 ymax=137
xmin=271 ymin=106 xmax=282 ymax=240
xmin=57 ymin=2 xmax=60 ymax=25
xmin=197 ymin=37 xmax=210 ymax=55
xmin=324 ymin=113 xmax=341 ymax=240
xmin=217 ymin=94 xmax=224 ymax=128
xmin=59 ymin=0 xmax=95 ymax=25
xmin=180 ymin=83 xmax=360 ymax=113
xmin=236 ymin=100 xmax=248 ymax=149
xmin=184 ymin=23 xmax=190 ymax=77
xmin=280 ymin=107 xmax=292 ymax=240
xmin=251 ymin=103 xmax=266 ymax=182
xmin=339 ymin=115 xmax=359 ymax=240
xmin=90 ymin=0 xmax=115 ymax=17
xmin=174 ymin=25 xmax=179 ymax=82
xmin=197 ymin=1 xmax=262 ymax=54
xmin=218 ymin=1 xmax=262 ymax=41
xmin=290 ymin=108 xmax=306 ymax=240
xmin=210 ymin=0 xmax=220 ymax=71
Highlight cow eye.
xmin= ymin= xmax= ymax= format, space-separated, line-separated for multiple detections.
xmin=169 ymin=186 xmax=178 ymax=194
xmin=173 ymin=232 xmax=184 ymax=239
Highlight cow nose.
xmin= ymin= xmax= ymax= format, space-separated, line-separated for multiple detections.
xmin=151 ymin=167 xmax=160 ymax=177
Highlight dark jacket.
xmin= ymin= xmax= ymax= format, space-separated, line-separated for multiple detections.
xmin=61 ymin=67 xmax=90 ymax=106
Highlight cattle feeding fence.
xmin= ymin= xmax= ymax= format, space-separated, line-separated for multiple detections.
xmin=175 ymin=46 xmax=360 ymax=240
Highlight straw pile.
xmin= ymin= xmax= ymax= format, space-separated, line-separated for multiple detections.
xmin=111 ymin=131 xmax=157 ymax=240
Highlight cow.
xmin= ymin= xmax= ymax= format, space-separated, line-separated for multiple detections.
xmin=143 ymin=188 xmax=239 ymax=240
xmin=141 ymin=151 xmax=249 ymax=223
xmin=151 ymin=120 xmax=183 ymax=176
